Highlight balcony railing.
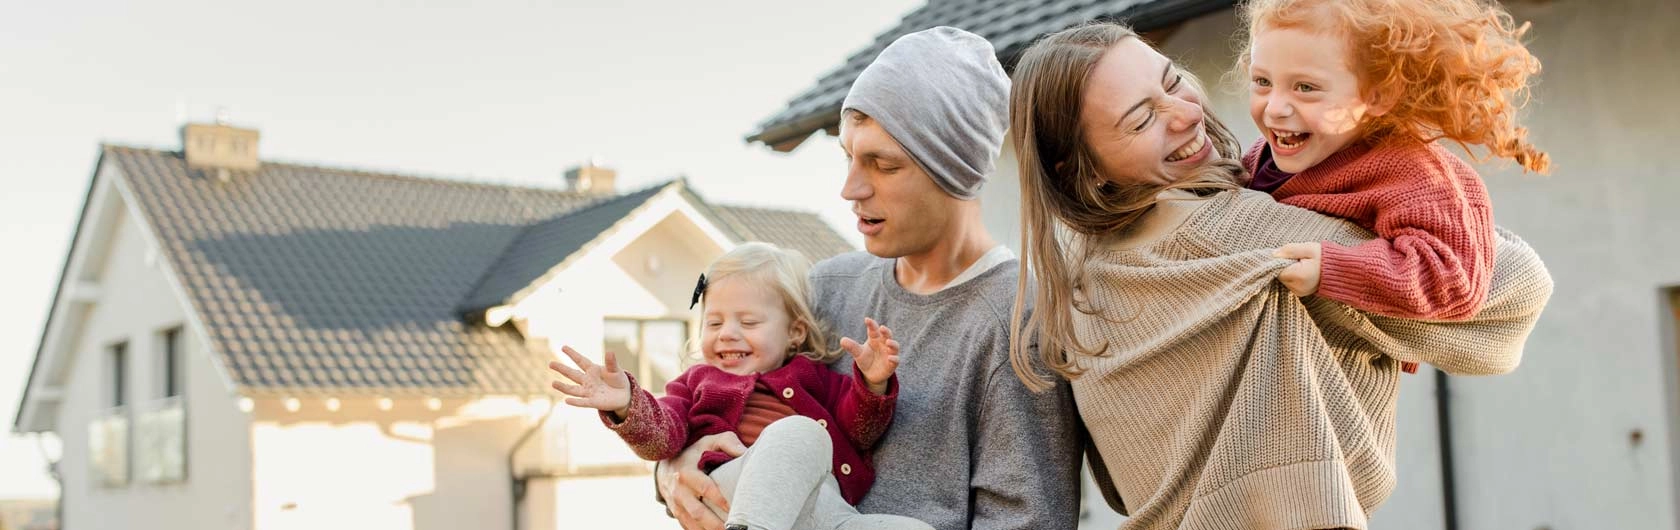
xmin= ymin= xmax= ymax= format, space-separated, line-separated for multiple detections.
xmin=88 ymin=407 xmax=128 ymax=487
xmin=134 ymin=396 xmax=186 ymax=484
xmin=89 ymin=397 xmax=186 ymax=488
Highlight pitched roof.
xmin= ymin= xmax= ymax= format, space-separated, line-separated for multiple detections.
xmin=458 ymin=181 xmax=674 ymax=312
xmin=708 ymin=205 xmax=856 ymax=264
xmin=745 ymin=0 xmax=1237 ymax=150
xmin=102 ymin=146 xmax=850 ymax=397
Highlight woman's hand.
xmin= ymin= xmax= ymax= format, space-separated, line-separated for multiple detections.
xmin=840 ymin=317 xmax=900 ymax=395
xmin=659 ymin=432 xmax=745 ymax=530
xmin=1275 ymin=242 xmax=1323 ymax=297
xmin=548 ymin=345 xmax=632 ymax=417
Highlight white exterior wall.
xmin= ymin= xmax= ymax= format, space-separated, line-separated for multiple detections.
xmin=54 ymin=186 xmax=254 ymax=530
xmin=974 ymin=2 xmax=1680 ymax=529
xmin=247 ymin=396 xmax=546 ymax=530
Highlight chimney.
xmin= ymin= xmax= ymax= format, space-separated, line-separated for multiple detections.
xmin=564 ymin=160 xmax=616 ymax=195
xmin=181 ymin=117 xmax=260 ymax=175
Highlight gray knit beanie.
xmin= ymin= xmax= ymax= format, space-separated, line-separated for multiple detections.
xmin=841 ymin=26 xmax=1009 ymax=201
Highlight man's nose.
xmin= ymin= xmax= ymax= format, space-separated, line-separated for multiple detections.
xmin=841 ymin=161 xmax=871 ymax=201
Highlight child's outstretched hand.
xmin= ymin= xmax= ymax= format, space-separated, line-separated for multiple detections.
xmin=1275 ymin=242 xmax=1323 ymax=297
xmin=549 ymin=345 xmax=633 ymax=418
xmin=839 ymin=317 xmax=900 ymax=395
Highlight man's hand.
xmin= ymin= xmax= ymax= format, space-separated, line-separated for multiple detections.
xmin=840 ymin=317 xmax=900 ymax=395
xmin=548 ymin=346 xmax=633 ymax=417
xmin=1275 ymin=242 xmax=1323 ymax=297
xmin=658 ymin=432 xmax=745 ymax=530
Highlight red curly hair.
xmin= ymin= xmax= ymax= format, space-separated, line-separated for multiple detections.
xmin=1238 ymin=0 xmax=1550 ymax=173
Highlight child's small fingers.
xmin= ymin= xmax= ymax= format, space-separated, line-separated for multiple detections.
xmin=552 ymin=380 xmax=584 ymax=397
xmin=839 ymin=337 xmax=861 ymax=356
xmin=877 ymin=325 xmax=893 ymax=341
xmin=550 ymin=362 xmax=587 ymax=383
xmin=560 ymin=346 xmax=595 ymax=370
xmin=603 ymin=351 xmax=620 ymax=374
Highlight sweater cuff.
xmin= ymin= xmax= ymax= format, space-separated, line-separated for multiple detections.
xmin=1317 ymin=239 xmax=1477 ymax=320
xmin=847 ymin=363 xmax=898 ymax=446
xmin=600 ymin=373 xmax=677 ymax=461
xmin=850 ymin=362 xmax=899 ymax=406
xmin=1316 ymin=239 xmax=1433 ymax=318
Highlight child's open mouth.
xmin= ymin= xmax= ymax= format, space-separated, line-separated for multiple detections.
xmin=1272 ymin=129 xmax=1311 ymax=151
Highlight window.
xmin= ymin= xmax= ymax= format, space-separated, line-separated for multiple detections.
xmin=603 ymin=319 xmax=688 ymax=395
xmin=159 ymin=327 xmax=182 ymax=398
xmin=93 ymin=340 xmax=131 ymax=487
xmin=109 ymin=341 xmax=128 ymax=408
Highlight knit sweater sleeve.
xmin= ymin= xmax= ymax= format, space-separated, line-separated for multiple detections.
xmin=1188 ymin=191 xmax=1551 ymax=374
xmin=822 ymin=363 xmax=898 ymax=451
xmin=1312 ymin=169 xmax=1495 ymax=321
xmin=1303 ymin=227 xmax=1553 ymax=375
xmin=600 ymin=372 xmax=692 ymax=462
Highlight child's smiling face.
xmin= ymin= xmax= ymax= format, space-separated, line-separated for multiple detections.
xmin=1247 ymin=25 xmax=1389 ymax=173
xmin=700 ymin=275 xmax=802 ymax=376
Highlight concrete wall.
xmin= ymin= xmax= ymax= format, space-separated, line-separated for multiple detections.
xmin=54 ymin=184 xmax=254 ymax=530
xmin=975 ymin=1 xmax=1680 ymax=528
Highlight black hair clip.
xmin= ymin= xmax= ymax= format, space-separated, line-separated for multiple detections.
xmin=690 ymin=273 xmax=708 ymax=309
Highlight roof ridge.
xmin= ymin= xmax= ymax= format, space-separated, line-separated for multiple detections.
xmin=101 ymin=143 xmax=588 ymax=199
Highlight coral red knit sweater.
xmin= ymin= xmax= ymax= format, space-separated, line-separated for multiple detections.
xmin=1243 ymin=139 xmax=1494 ymax=321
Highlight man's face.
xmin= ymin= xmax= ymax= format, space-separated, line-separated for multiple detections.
xmin=838 ymin=114 xmax=956 ymax=259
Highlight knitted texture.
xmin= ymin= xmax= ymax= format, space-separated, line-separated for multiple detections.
xmin=1075 ymin=189 xmax=1552 ymax=529
xmin=602 ymin=355 xmax=897 ymax=505
xmin=1242 ymin=140 xmax=1496 ymax=321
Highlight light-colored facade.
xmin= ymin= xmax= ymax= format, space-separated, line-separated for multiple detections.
xmin=16 ymin=135 xmax=833 ymax=529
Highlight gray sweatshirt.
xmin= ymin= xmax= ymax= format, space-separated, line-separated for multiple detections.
xmin=812 ymin=252 xmax=1082 ymax=530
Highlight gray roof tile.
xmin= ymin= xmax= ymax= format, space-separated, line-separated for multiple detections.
xmin=746 ymin=0 xmax=1237 ymax=149
xmin=106 ymin=146 xmax=851 ymax=397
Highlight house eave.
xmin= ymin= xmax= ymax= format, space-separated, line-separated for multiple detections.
xmin=744 ymin=0 xmax=1238 ymax=148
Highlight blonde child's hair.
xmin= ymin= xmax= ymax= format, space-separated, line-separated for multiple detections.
xmin=701 ymin=242 xmax=838 ymax=363
xmin=1237 ymin=0 xmax=1550 ymax=173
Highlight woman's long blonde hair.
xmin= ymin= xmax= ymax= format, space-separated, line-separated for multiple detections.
xmin=701 ymin=242 xmax=837 ymax=363
xmin=1007 ymin=22 xmax=1247 ymax=392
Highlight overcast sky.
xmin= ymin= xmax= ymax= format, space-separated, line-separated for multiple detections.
xmin=0 ymin=0 xmax=921 ymax=499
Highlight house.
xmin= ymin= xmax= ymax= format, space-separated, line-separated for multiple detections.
xmin=11 ymin=121 xmax=852 ymax=530
xmin=748 ymin=0 xmax=1680 ymax=529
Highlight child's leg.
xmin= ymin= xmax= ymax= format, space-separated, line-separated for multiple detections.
xmin=728 ymin=416 xmax=932 ymax=530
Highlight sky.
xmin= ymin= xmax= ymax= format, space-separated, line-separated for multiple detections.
xmin=0 ymin=0 xmax=922 ymax=499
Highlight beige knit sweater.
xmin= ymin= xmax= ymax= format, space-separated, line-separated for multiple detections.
xmin=1073 ymin=189 xmax=1552 ymax=530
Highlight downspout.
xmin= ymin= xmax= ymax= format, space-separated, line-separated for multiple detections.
xmin=35 ymin=434 xmax=63 ymax=530
xmin=508 ymin=402 xmax=558 ymax=530
xmin=1434 ymin=370 xmax=1459 ymax=530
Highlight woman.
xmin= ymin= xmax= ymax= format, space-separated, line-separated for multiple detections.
xmin=1005 ymin=23 xmax=1553 ymax=530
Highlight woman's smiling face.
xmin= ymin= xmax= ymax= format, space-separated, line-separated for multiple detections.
xmin=1078 ymin=38 xmax=1214 ymax=187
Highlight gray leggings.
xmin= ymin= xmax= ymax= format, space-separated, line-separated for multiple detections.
xmin=709 ymin=416 xmax=933 ymax=530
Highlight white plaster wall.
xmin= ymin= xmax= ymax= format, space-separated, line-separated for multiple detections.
xmin=248 ymin=396 xmax=545 ymax=530
xmin=54 ymin=191 xmax=254 ymax=530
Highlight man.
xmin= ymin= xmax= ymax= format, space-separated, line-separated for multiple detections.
xmin=660 ymin=27 xmax=1082 ymax=530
